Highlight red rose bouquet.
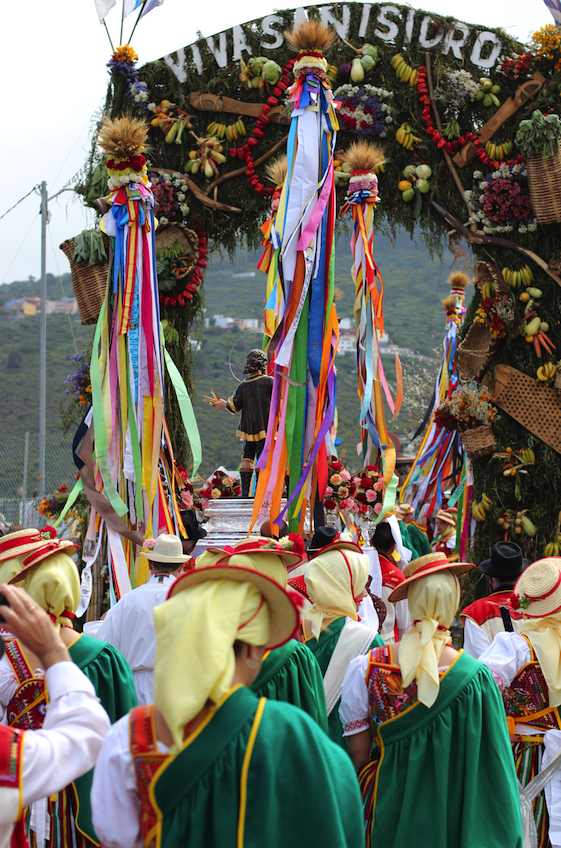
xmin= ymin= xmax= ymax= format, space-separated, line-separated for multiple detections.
xmin=352 ymin=465 xmax=384 ymax=520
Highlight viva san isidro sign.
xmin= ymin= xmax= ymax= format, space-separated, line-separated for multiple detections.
xmin=162 ymin=2 xmax=507 ymax=82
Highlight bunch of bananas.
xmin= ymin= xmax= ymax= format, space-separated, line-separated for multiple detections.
xmin=391 ymin=54 xmax=418 ymax=86
xmin=484 ymin=140 xmax=513 ymax=161
xmin=480 ymin=280 xmax=497 ymax=299
xmin=545 ymin=536 xmax=561 ymax=556
xmin=396 ymin=123 xmax=421 ymax=150
xmin=327 ymin=64 xmax=338 ymax=88
xmin=502 ymin=265 xmax=534 ymax=290
xmin=537 ymin=362 xmax=556 ymax=384
xmin=206 ymin=119 xmax=246 ymax=142
xmin=472 ymin=492 xmax=492 ymax=521
xmin=520 ymin=447 xmax=536 ymax=465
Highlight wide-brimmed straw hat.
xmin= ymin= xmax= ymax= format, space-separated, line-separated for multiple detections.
xmin=512 ymin=557 xmax=561 ymax=618
xmin=435 ymin=508 xmax=458 ymax=527
xmin=168 ymin=564 xmax=299 ymax=648
xmin=142 ymin=534 xmax=193 ymax=563
xmin=210 ymin=537 xmax=304 ymax=569
xmin=307 ymin=527 xmax=362 ymax=559
xmin=395 ymin=504 xmax=414 ymax=516
xmin=0 ymin=527 xmax=77 ymax=569
xmin=389 ymin=552 xmax=474 ymax=602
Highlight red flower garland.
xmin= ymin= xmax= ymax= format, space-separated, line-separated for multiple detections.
xmin=160 ymin=222 xmax=208 ymax=309
xmin=229 ymin=59 xmax=296 ymax=198
xmin=416 ymin=67 xmax=525 ymax=171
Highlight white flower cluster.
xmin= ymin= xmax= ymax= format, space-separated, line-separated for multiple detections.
xmin=434 ymin=69 xmax=479 ymax=113
xmin=129 ymin=81 xmax=149 ymax=104
xmin=107 ymin=172 xmax=146 ymax=190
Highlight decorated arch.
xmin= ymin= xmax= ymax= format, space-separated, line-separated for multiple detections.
xmin=75 ymin=2 xmax=561 ymax=563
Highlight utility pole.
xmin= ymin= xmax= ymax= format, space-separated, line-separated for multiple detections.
xmin=38 ymin=181 xmax=47 ymax=501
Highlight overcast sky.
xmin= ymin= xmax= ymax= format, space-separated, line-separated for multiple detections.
xmin=0 ymin=0 xmax=551 ymax=285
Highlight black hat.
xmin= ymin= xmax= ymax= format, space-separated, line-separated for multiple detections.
xmin=307 ymin=526 xmax=339 ymax=553
xmin=479 ymin=541 xmax=531 ymax=578
xmin=180 ymin=509 xmax=207 ymax=542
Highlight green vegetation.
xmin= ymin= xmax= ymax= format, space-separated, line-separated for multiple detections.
xmin=0 ymin=228 xmax=458 ymax=495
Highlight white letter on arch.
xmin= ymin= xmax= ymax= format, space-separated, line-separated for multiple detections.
xmin=260 ymin=14 xmax=284 ymax=50
xmin=374 ymin=5 xmax=400 ymax=42
xmin=358 ymin=4 xmax=371 ymax=39
xmin=418 ymin=15 xmax=444 ymax=49
xmin=232 ymin=25 xmax=253 ymax=61
xmin=471 ymin=31 xmax=502 ymax=68
xmin=206 ymin=32 xmax=228 ymax=68
xmin=442 ymin=22 xmax=469 ymax=60
xmin=320 ymin=5 xmax=351 ymax=40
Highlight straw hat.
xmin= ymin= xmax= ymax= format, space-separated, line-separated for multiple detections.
xmin=512 ymin=558 xmax=561 ymax=618
xmin=389 ymin=552 xmax=474 ymax=602
xmin=142 ymin=534 xmax=193 ymax=563
xmin=307 ymin=527 xmax=363 ymax=559
xmin=395 ymin=504 xmax=414 ymax=516
xmin=435 ymin=508 xmax=458 ymax=527
xmin=216 ymin=537 xmax=304 ymax=569
xmin=167 ymin=565 xmax=299 ymax=648
xmin=0 ymin=527 xmax=77 ymax=568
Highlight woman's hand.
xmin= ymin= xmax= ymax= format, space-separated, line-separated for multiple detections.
xmin=0 ymin=583 xmax=70 ymax=669
xmin=212 ymin=398 xmax=227 ymax=410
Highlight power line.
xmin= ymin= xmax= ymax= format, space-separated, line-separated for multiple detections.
xmin=0 ymin=186 xmax=39 ymax=222
xmin=1 ymin=214 xmax=39 ymax=285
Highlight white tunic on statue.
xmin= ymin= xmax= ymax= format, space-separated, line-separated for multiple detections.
xmin=479 ymin=631 xmax=561 ymax=848
xmin=94 ymin=572 xmax=176 ymax=705
xmin=0 ymin=662 xmax=110 ymax=848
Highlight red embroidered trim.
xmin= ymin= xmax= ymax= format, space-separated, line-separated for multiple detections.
xmin=344 ymin=718 xmax=369 ymax=733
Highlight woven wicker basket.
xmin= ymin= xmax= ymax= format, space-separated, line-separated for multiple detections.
xmin=527 ymin=145 xmax=561 ymax=225
xmin=457 ymin=323 xmax=497 ymax=381
xmin=60 ymin=237 xmax=109 ymax=326
xmin=461 ymin=425 xmax=497 ymax=460
xmin=155 ymin=223 xmax=199 ymax=279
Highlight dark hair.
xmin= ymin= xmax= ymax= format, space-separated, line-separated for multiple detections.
xmin=371 ymin=523 xmax=395 ymax=552
xmin=152 ymin=562 xmax=184 ymax=573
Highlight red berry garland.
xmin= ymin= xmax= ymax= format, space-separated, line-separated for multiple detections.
xmin=416 ymin=66 xmax=525 ymax=171
xmin=160 ymin=223 xmax=208 ymax=309
xmin=229 ymin=58 xmax=296 ymax=198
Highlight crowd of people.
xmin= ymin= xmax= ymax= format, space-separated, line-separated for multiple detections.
xmin=2 ymin=510 xmax=561 ymax=848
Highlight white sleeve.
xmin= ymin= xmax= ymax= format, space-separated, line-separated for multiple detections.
xmin=364 ymin=548 xmax=382 ymax=597
xmin=0 ymin=655 xmax=18 ymax=723
xmin=21 ymin=662 xmax=110 ymax=807
xmin=91 ymin=715 xmax=144 ymax=848
xmin=339 ymin=654 xmax=370 ymax=737
xmin=446 ymin=535 xmax=456 ymax=551
xmin=462 ymin=617 xmax=491 ymax=659
xmin=395 ymin=599 xmax=410 ymax=640
xmin=478 ymin=632 xmax=531 ymax=690
xmin=357 ymin=596 xmax=379 ymax=633
xmin=95 ymin=604 xmax=122 ymax=650
xmin=542 ymin=729 xmax=561 ymax=848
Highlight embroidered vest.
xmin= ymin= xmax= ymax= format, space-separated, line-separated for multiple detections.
xmin=461 ymin=591 xmax=524 ymax=644
xmin=130 ymin=705 xmax=168 ymax=848
xmin=365 ymin=646 xmax=419 ymax=744
xmin=502 ymin=637 xmax=561 ymax=732
xmin=3 ymin=641 xmax=47 ymax=731
xmin=0 ymin=725 xmax=27 ymax=848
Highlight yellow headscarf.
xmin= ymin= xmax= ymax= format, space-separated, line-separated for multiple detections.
xmin=398 ymin=570 xmax=460 ymax=708
xmin=153 ymin=579 xmax=269 ymax=752
xmin=304 ymin=549 xmax=369 ymax=640
xmin=0 ymin=556 xmax=26 ymax=586
xmin=224 ymin=551 xmax=288 ymax=588
xmin=519 ymin=614 xmax=561 ymax=707
xmin=22 ymin=553 xmax=80 ymax=631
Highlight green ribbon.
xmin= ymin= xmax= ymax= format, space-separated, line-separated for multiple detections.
xmin=89 ymin=300 xmax=128 ymax=517
xmin=53 ymin=478 xmax=83 ymax=528
xmin=374 ymin=458 xmax=399 ymax=525
xmin=125 ymin=354 xmax=144 ymax=522
xmin=162 ymin=337 xmax=202 ymax=477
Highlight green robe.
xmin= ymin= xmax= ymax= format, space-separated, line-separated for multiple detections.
xmin=405 ymin=522 xmax=430 ymax=556
xmin=250 ymin=639 xmax=328 ymax=733
xmin=306 ymin=617 xmax=383 ymax=747
xmin=398 ymin=523 xmax=419 ymax=559
xmin=69 ymin=633 xmax=137 ymax=844
xmin=372 ymin=650 xmax=523 ymax=848
xmin=153 ymin=686 xmax=364 ymax=848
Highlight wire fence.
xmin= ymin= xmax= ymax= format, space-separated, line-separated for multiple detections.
xmin=0 ymin=432 xmax=77 ymax=529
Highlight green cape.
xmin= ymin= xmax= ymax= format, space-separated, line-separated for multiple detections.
xmin=250 ymin=639 xmax=328 ymax=733
xmin=405 ymin=522 xmax=430 ymax=556
xmin=69 ymin=633 xmax=137 ymax=844
xmin=306 ymin=617 xmax=383 ymax=747
xmin=153 ymin=686 xmax=364 ymax=848
xmin=398 ymin=523 xmax=419 ymax=559
xmin=372 ymin=650 xmax=523 ymax=848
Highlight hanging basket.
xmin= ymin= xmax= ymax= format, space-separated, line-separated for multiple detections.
xmin=527 ymin=145 xmax=561 ymax=225
xmin=155 ymin=223 xmax=200 ymax=280
xmin=457 ymin=322 xmax=497 ymax=381
xmin=460 ymin=424 xmax=497 ymax=460
xmin=60 ymin=237 xmax=109 ymax=326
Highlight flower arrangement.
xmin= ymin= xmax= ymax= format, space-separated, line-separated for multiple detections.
xmin=127 ymin=80 xmax=150 ymax=114
xmin=198 ymin=469 xmax=241 ymax=503
xmin=474 ymin=293 xmax=515 ymax=339
xmin=531 ymin=24 xmax=561 ymax=73
xmin=465 ymin=165 xmax=537 ymax=235
xmin=498 ymin=51 xmax=532 ymax=80
xmin=352 ymin=465 xmax=384 ymax=519
xmin=107 ymin=44 xmax=139 ymax=80
xmin=149 ymin=172 xmax=190 ymax=222
xmin=64 ymin=354 xmax=91 ymax=406
xmin=434 ymin=382 xmax=497 ymax=432
xmin=333 ymin=84 xmax=393 ymax=137
xmin=323 ymin=457 xmax=358 ymax=516
xmin=434 ymin=69 xmax=479 ymax=113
